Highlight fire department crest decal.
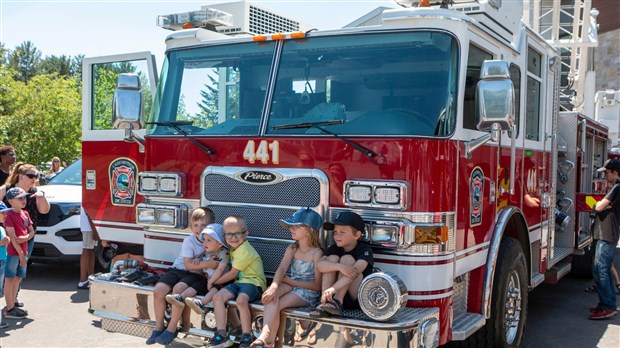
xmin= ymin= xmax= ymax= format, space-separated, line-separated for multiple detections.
xmin=109 ymin=158 xmax=137 ymax=206
xmin=470 ymin=167 xmax=484 ymax=227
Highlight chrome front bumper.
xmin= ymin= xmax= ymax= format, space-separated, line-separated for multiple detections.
xmin=89 ymin=277 xmax=440 ymax=347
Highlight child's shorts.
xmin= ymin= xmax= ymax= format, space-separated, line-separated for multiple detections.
xmin=158 ymin=268 xmax=208 ymax=294
xmin=5 ymin=255 xmax=27 ymax=279
xmin=222 ymin=283 xmax=263 ymax=302
xmin=342 ymin=292 xmax=361 ymax=310
xmin=0 ymin=259 xmax=5 ymax=296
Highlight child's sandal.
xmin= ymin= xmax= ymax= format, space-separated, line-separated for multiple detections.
xmin=318 ymin=299 xmax=343 ymax=317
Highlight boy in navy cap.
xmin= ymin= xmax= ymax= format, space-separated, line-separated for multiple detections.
xmin=312 ymin=211 xmax=373 ymax=317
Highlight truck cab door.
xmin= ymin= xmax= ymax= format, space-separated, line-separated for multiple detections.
xmin=82 ymin=52 xmax=157 ymax=244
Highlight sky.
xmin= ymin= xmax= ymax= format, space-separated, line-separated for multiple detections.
xmin=0 ymin=0 xmax=396 ymax=67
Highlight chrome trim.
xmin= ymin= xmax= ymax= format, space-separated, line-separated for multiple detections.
xmin=90 ymin=276 xmax=439 ymax=347
xmin=344 ymin=179 xmax=409 ymax=210
xmin=482 ymin=206 xmax=526 ymax=318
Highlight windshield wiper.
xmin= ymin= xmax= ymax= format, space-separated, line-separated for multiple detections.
xmin=272 ymin=120 xmax=379 ymax=159
xmin=146 ymin=121 xmax=216 ymax=155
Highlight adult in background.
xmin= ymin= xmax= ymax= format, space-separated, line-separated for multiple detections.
xmin=0 ymin=146 xmax=17 ymax=185
xmin=78 ymin=206 xmax=97 ymax=289
xmin=590 ymin=159 xmax=620 ymax=319
xmin=0 ymin=163 xmax=50 ymax=308
xmin=47 ymin=156 xmax=64 ymax=176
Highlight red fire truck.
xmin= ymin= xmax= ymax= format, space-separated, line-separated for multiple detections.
xmin=83 ymin=1 xmax=606 ymax=346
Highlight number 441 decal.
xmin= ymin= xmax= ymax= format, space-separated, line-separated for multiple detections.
xmin=243 ymin=140 xmax=279 ymax=164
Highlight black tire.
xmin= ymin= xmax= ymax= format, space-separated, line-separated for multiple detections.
xmin=457 ymin=237 xmax=528 ymax=348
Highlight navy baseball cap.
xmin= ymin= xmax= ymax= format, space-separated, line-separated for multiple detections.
xmin=6 ymin=187 xmax=28 ymax=200
xmin=323 ymin=211 xmax=365 ymax=233
xmin=597 ymin=159 xmax=620 ymax=173
xmin=279 ymin=208 xmax=323 ymax=232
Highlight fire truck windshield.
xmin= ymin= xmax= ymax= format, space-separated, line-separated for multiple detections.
xmin=148 ymin=31 xmax=457 ymax=137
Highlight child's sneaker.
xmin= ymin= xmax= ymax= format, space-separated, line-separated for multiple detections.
xmin=239 ymin=333 xmax=253 ymax=348
xmin=145 ymin=330 xmax=162 ymax=345
xmin=209 ymin=330 xmax=234 ymax=348
xmin=165 ymin=294 xmax=185 ymax=309
xmin=185 ymin=297 xmax=206 ymax=314
xmin=5 ymin=307 xmax=28 ymax=319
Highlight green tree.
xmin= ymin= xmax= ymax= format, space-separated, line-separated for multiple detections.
xmin=0 ymin=65 xmax=20 ymax=116
xmin=7 ymin=41 xmax=42 ymax=83
xmin=0 ymin=74 xmax=82 ymax=166
xmin=40 ymin=54 xmax=74 ymax=78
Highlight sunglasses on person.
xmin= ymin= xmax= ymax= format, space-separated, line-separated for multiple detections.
xmin=24 ymin=173 xmax=38 ymax=179
xmin=224 ymin=231 xmax=246 ymax=239
xmin=53 ymin=160 xmax=60 ymax=163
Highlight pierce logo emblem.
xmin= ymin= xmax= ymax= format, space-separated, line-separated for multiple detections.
xmin=235 ymin=170 xmax=281 ymax=185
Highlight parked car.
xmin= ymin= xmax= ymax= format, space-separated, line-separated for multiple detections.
xmin=33 ymin=159 xmax=82 ymax=263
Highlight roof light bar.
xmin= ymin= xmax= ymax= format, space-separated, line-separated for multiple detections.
xmin=252 ymin=32 xmax=306 ymax=42
xmin=157 ymin=7 xmax=233 ymax=31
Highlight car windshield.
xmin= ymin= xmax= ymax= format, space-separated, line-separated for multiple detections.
xmin=48 ymin=158 xmax=81 ymax=185
xmin=149 ymin=31 xmax=458 ymax=137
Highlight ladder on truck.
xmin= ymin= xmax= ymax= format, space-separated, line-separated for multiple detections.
xmin=524 ymin=0 xmax=598 ymax=112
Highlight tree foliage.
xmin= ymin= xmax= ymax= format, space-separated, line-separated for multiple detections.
xmin=0 ymin=72 xmax=81 ymax=166
xmin=0 ymin=42 xmax=82 ymax=168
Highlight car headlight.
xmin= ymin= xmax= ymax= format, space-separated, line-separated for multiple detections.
xmin=358 ymin=272 xmax=407 ymax=321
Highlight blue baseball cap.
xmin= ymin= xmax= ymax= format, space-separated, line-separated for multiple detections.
xmin=0 ymin=201 xmax=11 ymax=213
xmin=201 ymin=223 xmax=228 ymax=249
xmin=279 ymin=208 xmax=323 ymax=232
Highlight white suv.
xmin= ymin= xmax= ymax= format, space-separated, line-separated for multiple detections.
xmin=33 ymin=159 xmax=82 ymax=263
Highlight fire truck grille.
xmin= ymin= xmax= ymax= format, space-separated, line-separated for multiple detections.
xmin=204 ymin=174 xmax=320 ymax=207
xmin=208 ymin=205 xmax=298 ymax=240
xmin=202 ymin=168 xmax=329 ymax=275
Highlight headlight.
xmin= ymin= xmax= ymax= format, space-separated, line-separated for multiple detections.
xmin=136 ymin=203 xmax=187 ymax=228
xmin=375 ymin=186 xmax=400 ymax=204
xmin=156 ymin=208 xmax=176 ymax=226
xmin=347 ymin=185 xmax=372 ymax=203
xmin=358 ymin=272 xmax=407 ymax=321
xmin=370 ymin=223 xmax=401 ymax=247
xmin=139 ymin=175 xmax=158 ymax=192
xmin=344 ymin=180 xmax=407 ymax=210
xmin=137 ymin=206 xmax=156 ymax=224
xmin=138 ymin=172 xmax=184 ymax=197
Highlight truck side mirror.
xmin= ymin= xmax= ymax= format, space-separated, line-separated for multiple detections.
xmin=475 ymin=60 xmax=515 ymax=132
xmin=113 ymin=73 xmax=143 ymax=130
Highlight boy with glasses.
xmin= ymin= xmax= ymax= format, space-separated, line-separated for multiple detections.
xmin=3 ymin=187 xmax=34 ymax=319
xmin=209 ymin=215 xmax=266 ymax=348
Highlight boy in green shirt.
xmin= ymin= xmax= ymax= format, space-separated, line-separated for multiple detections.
xmin=210 ymin=215 xmax=266 ymax=348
